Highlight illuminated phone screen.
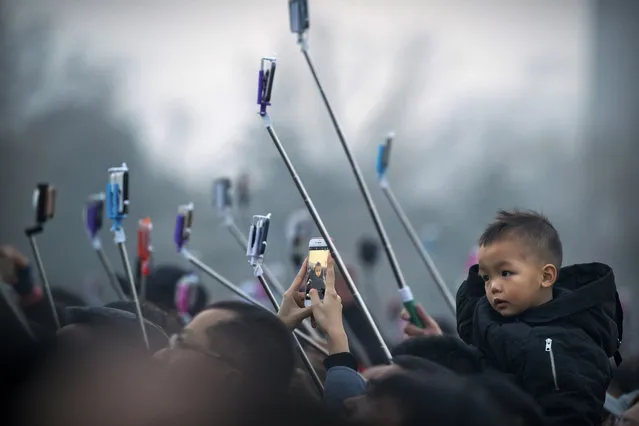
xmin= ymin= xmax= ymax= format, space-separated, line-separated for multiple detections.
xmin=305 ymin=242 xmax=328 ymax=306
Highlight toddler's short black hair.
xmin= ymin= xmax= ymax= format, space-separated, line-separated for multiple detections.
xmin=478 ymin=209 xmax=563 ymax=268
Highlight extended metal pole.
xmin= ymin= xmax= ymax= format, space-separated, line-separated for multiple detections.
xmin=379 ymin=178 xmax=456 ymax=313
xmin=298 ymin=42 xmax=410 ymax=297
xmin=92 ymin=237 xmax=127 ymax=300
xmin=26 ymin=233 xmax=60 ymax=329
xmin=115 ymin=233 xmax=149 ymax=349
xmin=262 ymin=117 xmax=392 ymax=364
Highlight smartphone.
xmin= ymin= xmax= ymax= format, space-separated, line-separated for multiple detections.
xmin=85 ymin=193 xmax=105 ymax=236
xmin=174 ymin=203 xmax=194 ymax=250
xmin=137 ymin=217 xmax=152 ymax=261
xmin=289 ymin=0 xmax=309 ymax=34
xmin=260 ymin=58 xmax=277 ymax=104
xmin=108 ymin=165 xmax=129 ymax=216
xmin=382 ymin=133 xmax=393 ymax=169
xmin=33 ymin=183 xmax=56 ymax=224
xmin=213 ymin=178 xmax=232 ymax=214
xmin=304 ymin=237 xmax=329 ymax=307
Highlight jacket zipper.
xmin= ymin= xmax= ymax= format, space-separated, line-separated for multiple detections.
xmin=545 ymin=338 xmax=559 ymax=390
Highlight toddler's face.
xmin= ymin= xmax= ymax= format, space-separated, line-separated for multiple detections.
xmin=478 ymin=239 xmax=546 ymax=316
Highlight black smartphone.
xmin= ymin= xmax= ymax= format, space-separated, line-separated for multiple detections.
xmin=34 ymin=183 xmax=56 ymax=224
xmin=289 ymin=0 xmax=310 ymax=34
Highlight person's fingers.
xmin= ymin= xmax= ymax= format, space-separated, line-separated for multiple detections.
xmin=290 ymin=257 xmax=308 ymax=291
xmin=403 ymin=323 xmax=425 ymax=337
xmin=325 ymin=254 xmax=335 ymax=291
xmin=309 ymin=288 xmax=321 ymax=306
xmin=400 ymin=309 xmax=410 ymax=321
xmin=293 ymin=306 xmax=313 ymax=322
xmin=416 ymin=304 xmax=442 ymax=332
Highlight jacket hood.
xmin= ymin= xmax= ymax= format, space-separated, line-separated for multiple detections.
xmin=520 ymin=262 xmax=622 ymax=357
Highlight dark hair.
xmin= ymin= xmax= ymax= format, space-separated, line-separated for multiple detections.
xmin=63 ymin=306 xmax=169 ymax=352
xmin=393 ymin=355 xmax=456 ymax=376
xmin=50 ymin=288 xmax=86 ymax=307
xmin=105 ymin=300 xmax=183 ymax=335
xmin=392 ymin=336 xmax=483 ymax=375
xmin=470 ymin=374 xmax=545 ymax=426
xmin=118 ymin=265 xmax=208 ymax=316
xmin=314 ymin=262 xmax=322 ymax=268
xmin=368 ymin=373 xmax=507 ymax=426
xmin=478 ymin=209 xmax=563 ymax=268
xmin=203 ymin=301 xmax=296 ymax=400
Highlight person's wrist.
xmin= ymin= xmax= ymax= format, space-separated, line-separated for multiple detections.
xmin=326 ymin=328 xmax=348 ymax=354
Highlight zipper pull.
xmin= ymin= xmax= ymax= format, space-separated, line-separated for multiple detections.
xmin=545 ymin=338 xmax=552 ymax=351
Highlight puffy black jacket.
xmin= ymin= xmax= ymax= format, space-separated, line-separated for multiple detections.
xmin=457 ymin=263 xmax=622 ymax=426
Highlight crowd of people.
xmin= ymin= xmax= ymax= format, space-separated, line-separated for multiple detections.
xmin=1 ymin=209 xmax=638 ymax=426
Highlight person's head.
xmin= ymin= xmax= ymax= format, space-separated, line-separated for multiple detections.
xmin=392 ymin=335 xmax=483 ymax=375
xmin=363 ymin=354 xmax=456 ymax=382
xmin=345 ymin=371 xmax=507 ymax=426
xmin=314 ymin=262 xmax=322 ymax=277
xmin=154 ymin=300 xmax=296 ymax=413
xmin=105 ymin=300 xmax=183 ymax=335
xmin=119 ymin=265 xmax=208 ymax=317
xmin=57 ymin=306 xmax=169 ymax=355
xmin=478 ymin=209 xmax=562 ymax=316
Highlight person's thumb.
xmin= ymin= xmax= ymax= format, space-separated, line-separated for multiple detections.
xmin=309 ymin=288 xmax=321 ymax=307
xmin=400 ymin=309 xmax=410 ymax=321
xmin=416 ymin=304 xmax=429 ymax=323
xmin=293 ymin=305 xmax=313 ymax=321
xmin=416 ymin=304 xmax=441 ymax=332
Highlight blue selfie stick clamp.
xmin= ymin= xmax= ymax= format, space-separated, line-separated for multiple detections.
xmin=246 ymin=213 xmax=271 ymax=277
xmin=257 ymin=57 xmax=277 ymax=118
xmin=376 ymin=132 xmax=394 ymax=186
xmin=106 ymin=162 xmax=130 ymax=242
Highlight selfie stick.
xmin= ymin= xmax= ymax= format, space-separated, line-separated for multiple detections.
xmin=289 ymin=8 xmax=419 ymax=328
xmin=106 ymin=163 xmax=149 ymax=349
xmin=25 ymin=183 xmax=60 ymax=329
xmin=377 ymin=134 xmax=456 ymax=314
xmin=137 ymin=217 xmax=153 ymax=302
xmin=247 ymin=214 xmax=324 ymax=394
xmin=257 ymin=57 xmax=393 ymax=363
xmin=83 ymin=193 xmax=127 ymax=300
xmin=174 ymin=204 xmax=328 ymax=356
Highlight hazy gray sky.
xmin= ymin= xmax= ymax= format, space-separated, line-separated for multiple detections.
xmin=9 ymin=0 xmax=592 ymax=197
xmin=5 ymin=0 xmax=613 ymax=322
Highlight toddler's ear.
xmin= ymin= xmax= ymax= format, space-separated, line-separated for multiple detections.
xmin=541 ymin=264 xmax=558 ymax=288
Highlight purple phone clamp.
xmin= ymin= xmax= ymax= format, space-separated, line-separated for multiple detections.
xmin=257 ymin=57 xmax=277 ymax=117
xmin=174 ymin=203 xmax=194 ymax=252
xmin=85 ymin=193 xmax=106 ymax=239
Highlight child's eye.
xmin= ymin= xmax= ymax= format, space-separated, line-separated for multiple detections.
xmin=480 ymin=274 xmax=489 ymax=282
xmin=501 ymin=271 xmax=513 ymax=277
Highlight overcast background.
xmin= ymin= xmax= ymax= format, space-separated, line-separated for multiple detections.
xmin=1 ymin=0 xmax=637 ymax=341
